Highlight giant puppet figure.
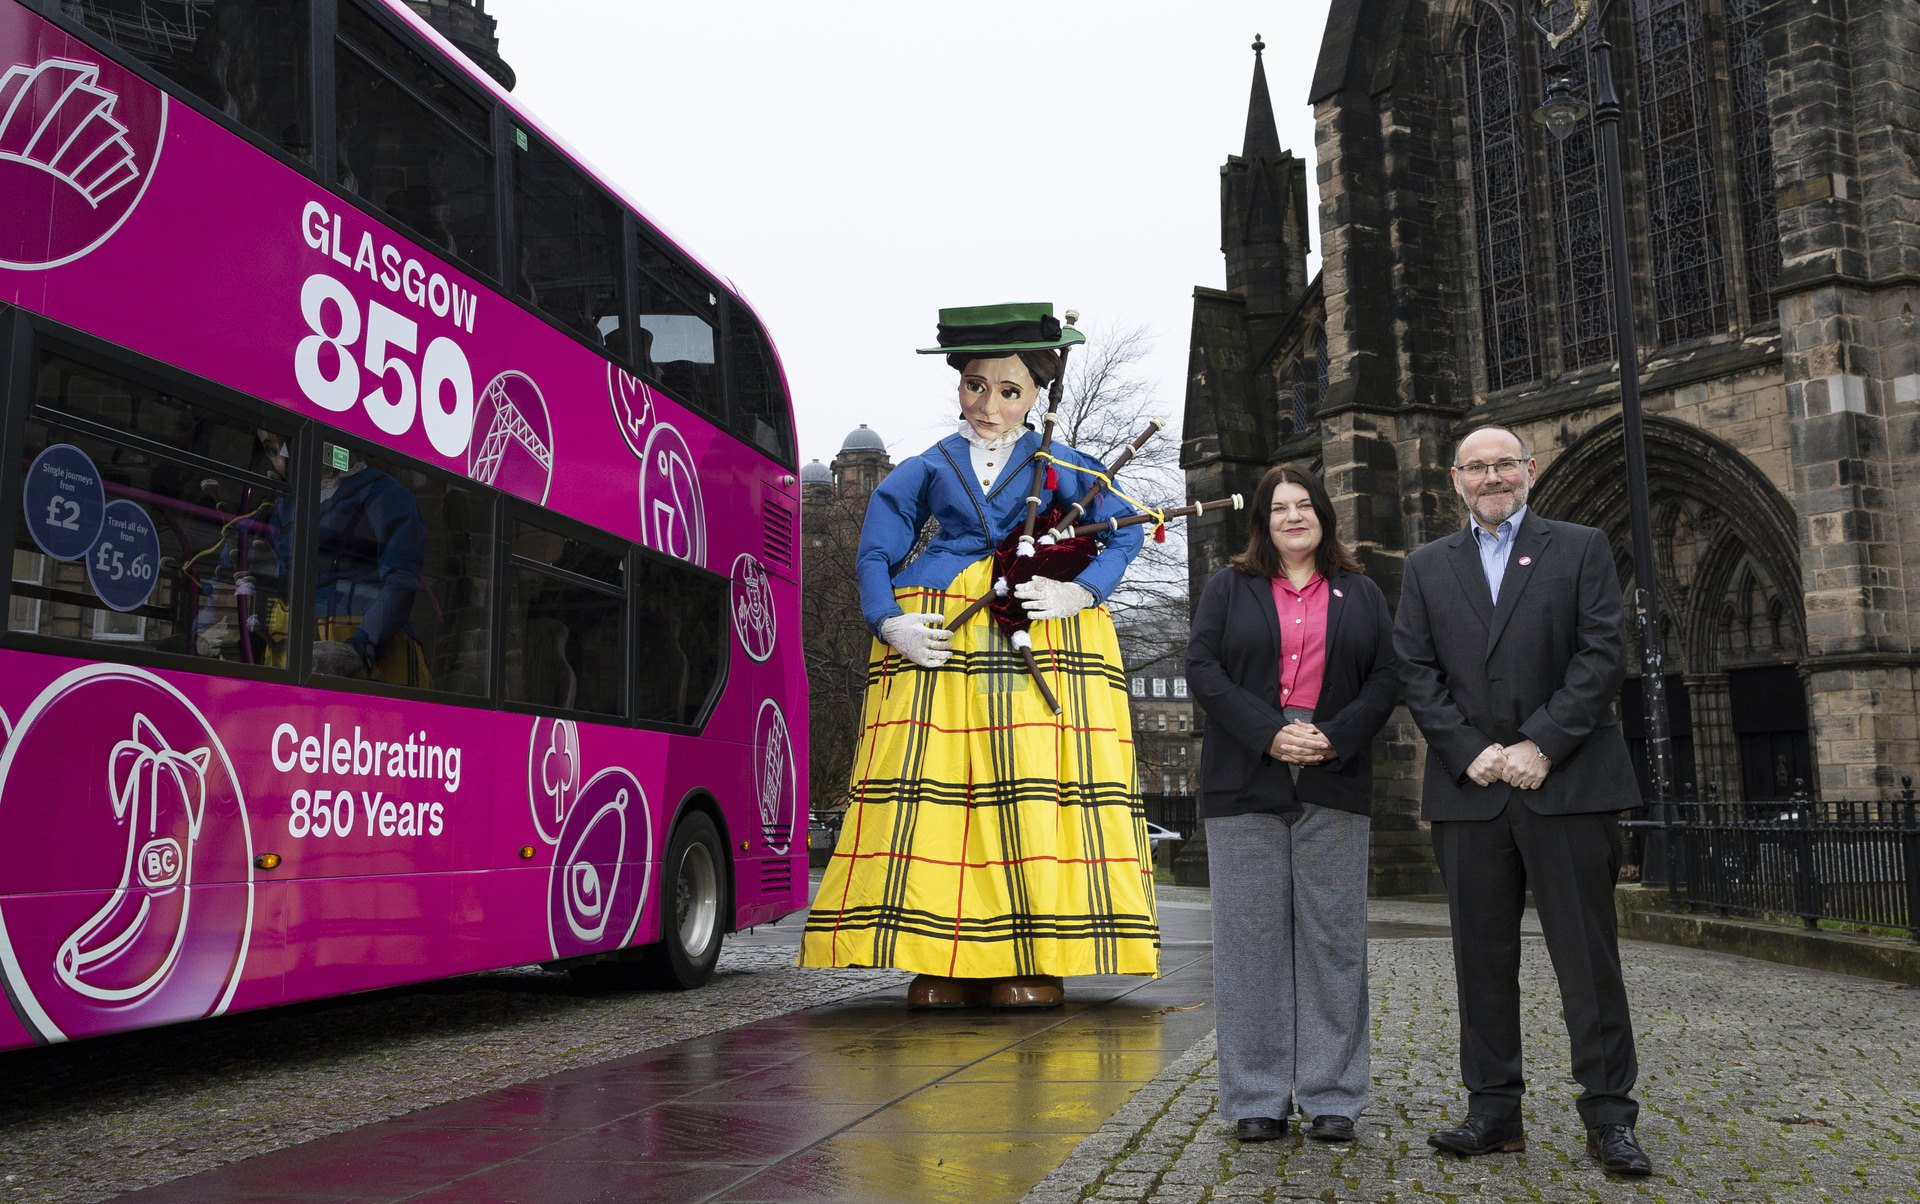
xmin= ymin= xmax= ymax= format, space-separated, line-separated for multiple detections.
xmin=800 ymin=303 xmax=1159 ymax=1008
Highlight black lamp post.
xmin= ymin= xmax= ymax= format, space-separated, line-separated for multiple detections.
xmin=1527 ymin=2 xmax=1676 ymax=873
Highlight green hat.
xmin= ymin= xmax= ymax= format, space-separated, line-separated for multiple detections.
xmin=916 ymin=302 xmax=1084 ymax=355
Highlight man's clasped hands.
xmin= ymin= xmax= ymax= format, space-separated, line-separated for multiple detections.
xmin=1464 ymin=740 xmax=1552 ymax=789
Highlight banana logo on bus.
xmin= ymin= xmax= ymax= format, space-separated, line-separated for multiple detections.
xmin=0 ymin=667 xmax=252 ymax=1043
xmin=55 ymin=716 xmax=211 ymax=1002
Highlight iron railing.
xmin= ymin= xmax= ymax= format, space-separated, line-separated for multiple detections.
xmin=1622 ymin=787 xmax=1920 ymax=941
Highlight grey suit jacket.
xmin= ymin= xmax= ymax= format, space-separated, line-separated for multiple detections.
xmin=1394 ymin=511 xmax=1638 ymax=821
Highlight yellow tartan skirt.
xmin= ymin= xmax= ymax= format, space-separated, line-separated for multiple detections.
xmin=800 ymin=557 xmax=1159 ymax=979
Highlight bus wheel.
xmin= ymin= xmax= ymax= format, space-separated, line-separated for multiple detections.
xmin=643 ymin=811 xmax=725 ymax=989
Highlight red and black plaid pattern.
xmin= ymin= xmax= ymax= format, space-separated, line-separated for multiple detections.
xmin=801 ymin=559 xmax=1159 ymax=979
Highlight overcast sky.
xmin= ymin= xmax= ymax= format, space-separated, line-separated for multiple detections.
xmin=482 ymin=1 xmax=1334 ymax=472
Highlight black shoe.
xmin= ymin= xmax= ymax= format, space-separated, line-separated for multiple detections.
xmin=1306 ymin=1115 xmax=1356 ymax=1143
xmin=1586 ymin=1124 xmax=1653 ymax=1176
xmin=1235 ymin=1116 xmax=1287 ymax=1142
xmin=1427 ymin=1114 xmax=1526 ymax=1156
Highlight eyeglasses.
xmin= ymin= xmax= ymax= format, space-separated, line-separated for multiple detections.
xmin=1453 ymin=457 xmax=1526 ymax=480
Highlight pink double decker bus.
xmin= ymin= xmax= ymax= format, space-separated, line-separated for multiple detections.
xmin=0 ymin=0 xmax=807 ymax=1049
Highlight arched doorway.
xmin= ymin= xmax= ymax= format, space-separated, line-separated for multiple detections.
xmin=1532 ymin=416 xmax=1808 ymax=799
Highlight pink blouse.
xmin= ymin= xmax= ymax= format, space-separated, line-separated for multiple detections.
xmin=1270 ymin=572 xmax=1329 ymax=712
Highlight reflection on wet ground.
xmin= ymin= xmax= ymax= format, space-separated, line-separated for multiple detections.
xmin=124 ymin=903 xmax=1219 ymax=1203
xmin=119 ymin=898 xmax=1456 ymax=1202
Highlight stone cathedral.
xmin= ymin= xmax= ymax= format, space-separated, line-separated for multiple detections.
xmin=1183 ymin=1 xmax=1919 ymax=893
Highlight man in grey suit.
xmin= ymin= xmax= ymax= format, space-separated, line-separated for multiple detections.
xmin=1393 ymin=426 xmax=1652 ymax=1177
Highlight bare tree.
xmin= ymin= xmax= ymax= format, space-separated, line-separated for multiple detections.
xmin=1052 ymin=322 xmax=1190 ymax=673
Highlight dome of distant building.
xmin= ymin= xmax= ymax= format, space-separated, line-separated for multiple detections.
xmin=840 ymin=424 xmax=886 ymax=452
xmin=800 ymin=459 xmax=833 ymax=486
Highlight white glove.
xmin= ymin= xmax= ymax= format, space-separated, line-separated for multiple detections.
xmin=1014 ymin=577 xmax=1094 ymax=622
xmin=880 ymin=612 xmax=953 ymax=668
xmin=313 ymin=639 xmax=368 ymax=678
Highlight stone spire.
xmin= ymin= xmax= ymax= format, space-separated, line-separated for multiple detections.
xmin=1221 ymin=34 xmax=1310 ymax=339
xmin=1243 ymin=35 xmax=1283 ymax=161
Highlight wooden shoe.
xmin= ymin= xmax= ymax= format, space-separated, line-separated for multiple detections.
xmin=989 ymin=975 xmax=1064 ymax=1008
xmin=906 ymin=974 xmax=989 ymax=1008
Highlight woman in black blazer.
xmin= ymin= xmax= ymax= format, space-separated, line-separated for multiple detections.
xmin=1186 ymin=463 xmax=1399 ymax=1145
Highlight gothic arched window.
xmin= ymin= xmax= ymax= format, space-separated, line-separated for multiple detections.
xmin=1458 ymin=0 xmax=1780 ymax=391
xmin=1465 ymin=7 xmax=1542 ymax=390
xmin=1633 ymin=0 xmax=1729 ymax=345
xmin=1291 ymin=357 xmax=1315 ymax=433
xmin=1727 ymin=0 xmax=1780 ymax=325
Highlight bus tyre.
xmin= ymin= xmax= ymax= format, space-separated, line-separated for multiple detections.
xmin=643 ymin=811 xmax=726 ymax=990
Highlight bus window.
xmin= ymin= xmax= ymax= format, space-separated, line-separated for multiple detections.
xmin=506 ymin=518 xmax=624 ymax=716
xmin=335 ymin=0 xmax=496 ymax=275
xmin=634 ymin=235 xmax=720 ymax=417
xmin=294 ymin=445 xmax=494 ymax=695
xmin=62 ymin=0 xmax=312 ymax=163
xmin=632 ymin=551 xmax=726 ymax=728
xmin=726 ymin=307 xmax=794 ymax=466
xmin=512 ymin=132 xmax=624 ymax=352
xmin=11 ymin=350 xmax=293 ymax=666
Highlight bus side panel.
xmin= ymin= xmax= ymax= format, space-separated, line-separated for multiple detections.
xmin=0 ymin=651 xmax=701 ymax=1049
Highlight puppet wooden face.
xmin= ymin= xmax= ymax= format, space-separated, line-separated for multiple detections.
xmin=957 ymin=356 xmax=1037 ymax=441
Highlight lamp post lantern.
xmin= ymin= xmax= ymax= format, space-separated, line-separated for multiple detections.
xmin=1524 ymin=1 xmax=1677 ymax=850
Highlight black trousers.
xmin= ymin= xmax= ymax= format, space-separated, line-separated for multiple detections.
xmin=1432 ymin=801 xmax=1639 ymax=1127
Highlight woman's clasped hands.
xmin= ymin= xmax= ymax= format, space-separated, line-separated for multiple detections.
xmin=1268 ymin=720 xmax=1333 ymax=767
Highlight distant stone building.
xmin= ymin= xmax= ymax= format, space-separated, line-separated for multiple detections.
xmin=801 ymin=428 xmax=897 ymax=813
xmin=1129 ymin=670 xmax=1201 ymax=804
xmin=1184 ymin=3 xmax=1919 ymax=893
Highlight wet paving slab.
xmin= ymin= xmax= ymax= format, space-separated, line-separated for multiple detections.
xmin=120 ymin=900 xmax=1223 ymax=1204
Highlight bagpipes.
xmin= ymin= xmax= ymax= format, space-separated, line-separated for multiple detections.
xmin=942 ymin=406 xmax=1244 ymax=715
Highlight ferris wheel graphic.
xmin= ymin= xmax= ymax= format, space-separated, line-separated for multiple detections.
xmin=467 ymin=370 xmax=554 ymax=504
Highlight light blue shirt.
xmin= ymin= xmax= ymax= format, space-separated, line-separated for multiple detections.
xmin=1470 ymin=505 xmax=1527 ymax=603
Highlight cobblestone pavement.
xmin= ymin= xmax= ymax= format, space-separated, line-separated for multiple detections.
xmin=1026 ymin=904 xmax=1920 ymax=1204
xmin=0 ymin=923 xmax=903 ymax=1204
xmin=6 ymin=890 xmax=1918 ymax=1204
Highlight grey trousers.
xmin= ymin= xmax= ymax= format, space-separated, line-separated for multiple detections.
xmin=1207 ymin=805 xmax=1372 ymax=1122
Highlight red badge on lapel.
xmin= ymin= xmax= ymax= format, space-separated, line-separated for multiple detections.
xmin=1518 ymin=556 xmax=1532 ymax=566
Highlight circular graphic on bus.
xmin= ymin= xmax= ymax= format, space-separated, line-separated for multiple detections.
xmin=21 ymin=443 xmax=106 ymax=561
xmin=730 ymin=554 xmax=777 ymax=663
xmin=608 ymin=364 xmax=655 ymax=459
xmin=546 ymin=766 xmax=651 ymax=959
xmin=88 ymin=499 xmax=161 ymax=612
xmin=753 ymin=699 xmax=796 ymax=855
xmin=638 ymin=422 xmax=706 ymax=567
xmin=526 ymin=717 xmax=580 ymax=846
xmin=0 ymin=55 xmax=166 ymax=271
xmin=468 ymin=370 xmax=554 ymax=505
xmin=0 ymin=666 xmax=252 ymax=1043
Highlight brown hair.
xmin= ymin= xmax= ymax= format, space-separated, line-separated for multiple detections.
xmin=1229 ymin=463 xmax=1363 ymax=580
xmin=945 ymin=349 xmax=1062 ymax=391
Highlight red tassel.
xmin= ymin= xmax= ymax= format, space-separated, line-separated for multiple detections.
xmin=1154 ymin=524 xmax=1167 ymax=543
xmin=1045 ymin=464 xmax=1058 ymax=489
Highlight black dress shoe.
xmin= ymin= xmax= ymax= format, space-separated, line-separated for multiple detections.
xmin=1427 ymin=1114 xmax=1526 ymax=1156
xmin=1235 ymin=1116 xmax=1286 ymax=1142
xmin=1306 ymin=1115 xmax=1355 ymax=1143
xmin=1586 ymin=1124 xmax=1653 ymax=1176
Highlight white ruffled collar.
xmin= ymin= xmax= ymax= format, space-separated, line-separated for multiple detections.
xmin=955 ymin=420 xmax=1025 ymax=453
